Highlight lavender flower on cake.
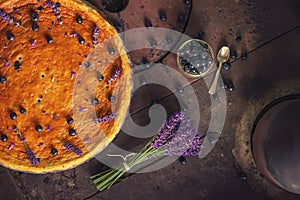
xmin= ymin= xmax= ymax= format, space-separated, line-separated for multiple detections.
xmin=0 ymin=9 xmax=25 ymax=29
xmin=107 ymin=68 xmax=121 ymax=84
xmin=92 ymin=24 xmax=100 ymax=46
xmin=26 ymin=148 xmax=40 ymax=166
xmin=0 ymin=9 xmax=14 ymax=24
xmin=47 ymin=1 xmax=63 ymax=25
xmin=97 ymin=113 xmax=116 ymax=123
xmin=64 ymin=142 xmax=83 ymax=156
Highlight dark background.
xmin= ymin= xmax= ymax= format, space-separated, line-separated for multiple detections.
xmin=1 ymin=0 xmax=300 ymax=199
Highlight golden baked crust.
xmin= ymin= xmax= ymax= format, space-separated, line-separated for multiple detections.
xmin=0 ymin=0 xmax=132 ymax=173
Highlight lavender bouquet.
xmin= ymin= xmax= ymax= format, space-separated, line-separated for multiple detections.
xmin=91 ymin=111 xmax=203 ymax=191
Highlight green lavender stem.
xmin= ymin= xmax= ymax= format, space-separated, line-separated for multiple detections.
xmin=91 ymin=139 xmax=166 ymax=191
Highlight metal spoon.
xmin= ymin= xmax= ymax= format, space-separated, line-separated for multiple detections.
xmin=208 ymin=46 xmax=230 ymax=95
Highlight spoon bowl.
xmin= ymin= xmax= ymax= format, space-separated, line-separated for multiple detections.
xmin=217 ymin=46 xmax=230 ymax=63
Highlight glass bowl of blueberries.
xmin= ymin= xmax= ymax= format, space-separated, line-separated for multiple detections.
xmin=177 ymin=39 xmax=214 ymax=78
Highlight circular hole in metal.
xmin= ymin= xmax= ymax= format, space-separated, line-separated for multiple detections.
xmin=252 ymin=94 xmax=300 ymax=194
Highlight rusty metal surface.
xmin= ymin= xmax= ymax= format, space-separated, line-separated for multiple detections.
xmin=232 ymin=27 xmax=300 ymax=199
xmin=88 ymin=0 xmax=192 ymax=65
xmin=0 ymin=166 xmax=25 ymax=200
xmin=2 ymin=0 xmax=300 ymax=199
xmin=119 ymin=0 xmax=192 ymax=65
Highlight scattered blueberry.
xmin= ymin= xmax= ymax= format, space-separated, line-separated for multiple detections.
xmin=144 ymin=18 xmax=152 ymax=28
xmin=240 ymin=173 xmax=247 ymax=180
xmin=222 ymin=83 xmax=229 ymax=90
xmin=37 ymin=6 xmax=44 ymax=11
xmin=178 ymin=86 xmax=184 ymax=93
xmin=179 ymin=156 xmax=186 ymax=165
xmin=67 ymin=117 xmax=74 ymax=124
xmin=227 ymin=84 xmax=235 ymax=91
xmin=108 ymin=46 xmax=115 ymax=55
xmin=139 ymin=78 xmax=146 ymax=85
xmin=236 ymin=34 xmax=242 ymax=42
xmin=159 ymin=10 xmax=167 ymax=21
xmin=69 ymin=128 xmax=76 ymax=136
xmin=0 ymin=76 xmax=7 ymax=83
xmin=222 ymin=62 xmax=231 ymax=71
xmin=13 ymin=20 xmax=21 ymax=26
xmin=10 ymin=112 xmax=17 ymax=120
xmin=97 ymin=72 xmax=104 ymax=82
xmin=51 ymin=148 xmax=58 ymax=156
xmin=230 ymin=50 xmax=238 ymax=59
xmin=1 ymin=134 xmax=8 ymax=142
xmin=212 ymin=93 xmax=219 ymax=101
xmin=32 ymin=23 xmax=39 ymax=32
xmin=184 ymin=0 xmax=191 ymax=5
xmin=92 ymin=98 xmax=99 ymax=106
xmin=149 ymin=37 xmax=157 ymax=48
xmin=181 ymin=104 xmax=188 ymax=112
xmin=30 ymin=12 xmax=39 ymax=21
xmin=56 ymin=2 xmax=61 ymax=7
xmin=201 ymin=43 xmax=208 ymax=49
xmin=197 ymin=31 xmax=205 ymax=40
xmin=78 ymin=37 xmax=85 ymax=44
xmin=241 ymin=52 xmax=248 ymax=60
xmin=35 ymin=124 xmax=43 ymax=132
xmin=223 ymin=83 xmax=235 ymax=91
xmin=20 ymin=107 xmax=26 ymax=114
xmin=76 ymin=16 xmax=83 ymax=24
xmin=108 ymin=95 xmax=116 ymax=102
xmin=7 ymin=32 xmax=15 ymax=41
xmin=47 ymin=36 xmax=54 ymax=44
xmin=14 ymin=61 xmax=21 ymax=70
xmin=84 ymin=61 xmax=91 ymax=68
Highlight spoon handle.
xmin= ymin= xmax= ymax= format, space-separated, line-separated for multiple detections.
xmin=208 ymin=62 xmax=222 ymax=95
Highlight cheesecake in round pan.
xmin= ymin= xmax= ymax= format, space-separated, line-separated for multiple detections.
xmin=0 ymin=0 xmax=132 ymax=173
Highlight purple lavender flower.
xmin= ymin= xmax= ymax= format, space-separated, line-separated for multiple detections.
xmin=5 ymin=61 xmax=10 ymax=66
xmin=30 ymin=39 xmax=36 ymax=47
xmin=97 ymin=113 xmax=116 ymax=123
xmin=47 ymin=1 xmax=63 ymax=25
xmin=151 ymin=111 xmax=185 ymax=148
xmin=0 ymin=9 xmax=14 ymax=24
xmin=70 ymin=32 xmax=78 ymax=37
xmin=46 ymin=125 xmax=51 ymax=131
xmin=151 ymin=112 xmax=202 ymax=156
xmin=8 ymin=143 xmax=15 ymax=150
xmin=71 ymin=71 xmax=76 ymax=80
xmin=107 ymin=68 xmax=122 ymax=84
xmin=26 ymin=148 xmax=40 ymax=165
xmin=64 ymin=142 xmax=83 ymax=156
xmin=92 ymin=24 xmax=100 ymax=45
xmin=166 ymin=117 xmax=202 ymax=156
